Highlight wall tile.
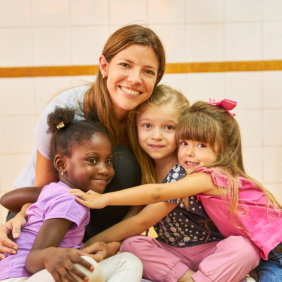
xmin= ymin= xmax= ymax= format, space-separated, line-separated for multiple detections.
xmin=0 ymin=28 xmax=33 ymax=67
xmin=263 ymin=147 xmax=282 ymax=182
xmin=225 ymin=0 xmax=262 ymax=22
xmin=225 ymin=23 xmax=262 ymax=61
xmin=263 ymin=0 xmax=282 ymax=21
xmin=186 ymin=73 xmax=224 ymax=103
xmin=264 ymin=183 xmax=282 ymax=205
xmin=243 ymin=147 xmax=262 ymax=181
xmin=0 ymin=154 xmax=32 ymax=192
xmin=263 ymin=22 xmax=282 ymax=60
xmin=263 ymin=109 xmax=282 ymax=146
xmin=32 ymin=0 xmax=70 ymax=26
xmin=0 ymin=78 xmax=35 ymax=115
xmin=0 ymin=204 xmax=8 ymax=225
xmin=160 ymin=74 xmax=188 ymax=98
xmin=0 ymin=0 xmax=32 ymax=27
xmin=150 ymin=24 xmax=188 ymax=63
xmin=0 ymin=117 xmax=35 ymax=153
xmin=187 ymin=24 xmax=224 ymax=62
xmin=109 ymin=0 xmax=147 ymax=25
xmin=34 ymin=77 xmax=72 ymax=115
xmin=70 ymin=0 xmax=108 ymax=25
xmin=72 ymin=26 xmax=109 ymax=65
xmin=148 ymin=0 xmax=186 ymax=24
xmin=33 ymin=28 xmax=71 ymax=65
xmin=236 ymin=109 xmax=262 ymax=147
xmin=225 ymin=72 xmax=262 ymax=109
xmin=262 ymin=71 xmax=282 ymax=108
xmin=187 ymin=0 xmax=224 ymax=23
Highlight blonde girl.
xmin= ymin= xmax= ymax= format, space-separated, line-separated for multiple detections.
xmin=70 ymin=99 xmax=281 ymax=282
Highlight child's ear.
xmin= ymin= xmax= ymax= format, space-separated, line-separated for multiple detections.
xmin=54 ymin=154 xmax=66 ymax=174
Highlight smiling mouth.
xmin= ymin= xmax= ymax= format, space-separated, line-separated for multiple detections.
xmin=184 ymin=161 xmax=199 ymax=167
xmin=120 ymin=86 xmax=141 ymax=96
xmin=149 ymin=144 xmax=165 ymax=150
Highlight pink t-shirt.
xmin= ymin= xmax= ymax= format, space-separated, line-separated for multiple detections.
xmin=0 ymin=182 xmax=90 ymax=279
xmin=196 ymin=167 xmax=281 ymax=260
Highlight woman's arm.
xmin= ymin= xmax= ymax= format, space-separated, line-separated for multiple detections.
xmin=34 ymin=150 xmax=58 ymax=187
xmin=69 ymin=172 xmax=220 ymax=209
xmin=83 ymin=202 xmax=176 ymax=246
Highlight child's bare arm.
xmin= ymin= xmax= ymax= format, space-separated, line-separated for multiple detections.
xmin=83 ymin=202 xmax=176 ymax=246
xmin=0 ymin=187 xmax=42 ymax=213
xmin=25 ymin=218 xmax=93 ymax=281
xmin=69 ymin=172 xmax=219 ymax=208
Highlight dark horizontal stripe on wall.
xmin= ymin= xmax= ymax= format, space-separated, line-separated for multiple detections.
xmin=1 ymin=60 xmax=282 ymax=78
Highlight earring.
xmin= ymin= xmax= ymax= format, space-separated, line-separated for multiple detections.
xmin=61 ymin=171 xmax=65 ymax=176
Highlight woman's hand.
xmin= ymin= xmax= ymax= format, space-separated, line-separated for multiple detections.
xmin=0 ymin=212 xmax=27 ymax=259
xmin=43 ymin=247 xmax=94 ymax=282
xmin=68 ymin=189 xmax=107 ymax=209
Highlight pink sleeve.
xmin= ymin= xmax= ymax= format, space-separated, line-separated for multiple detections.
xmin=195 ymin=167 xmax=230 ymax=189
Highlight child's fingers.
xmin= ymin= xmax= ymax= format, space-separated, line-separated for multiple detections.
xmin=74 ymin=197 xmax=91 ymax=208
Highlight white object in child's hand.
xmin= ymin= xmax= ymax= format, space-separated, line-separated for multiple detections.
xmin=74 ymin=256 xmax=105 ymax=282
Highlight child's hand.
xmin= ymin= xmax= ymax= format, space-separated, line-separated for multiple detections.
xmin=44 ymin=247 xmax=93 ymax=281
xmin=81 ymin=241 xmax=110 ymax=262
xmin=68 ymin=189 xmax=107 ymax=209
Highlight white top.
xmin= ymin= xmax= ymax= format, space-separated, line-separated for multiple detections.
xmin=13 ymin=86 xmax=89 ymax=189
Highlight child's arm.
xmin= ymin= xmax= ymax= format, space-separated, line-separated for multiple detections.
xmin=83 ymin=202 xmax=176 ymax=246
xmin=0 ymin=187 xmax=42 ymax=212
xmin=25 ymin=218 xmax=93 ymax=281
xmin=69 ymin=172 xmax=219 ymax=208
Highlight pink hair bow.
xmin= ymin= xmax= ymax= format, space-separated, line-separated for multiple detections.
xmin=208 ymin=99 xmax=237 ymax=117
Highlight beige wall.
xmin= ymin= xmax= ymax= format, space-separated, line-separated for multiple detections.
xmin=1 ymin=0 xmax=282 ymax=223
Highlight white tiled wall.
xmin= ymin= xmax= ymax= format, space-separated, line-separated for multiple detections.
xmin=1 ymin=0 xmax=282 ymax=223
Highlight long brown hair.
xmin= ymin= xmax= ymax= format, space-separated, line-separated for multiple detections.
xmin=176 ymin=101 xmax=281 ymax=214
xmin=127 ymin=84 xmax=190 ymax=184
xmin=83 ymin=24 xmax=166 ymax=144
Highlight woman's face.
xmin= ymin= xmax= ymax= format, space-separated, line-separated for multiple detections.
xmin=100 ymin=44 xmax=159 ymax=120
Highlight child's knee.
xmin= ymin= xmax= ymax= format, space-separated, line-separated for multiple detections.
xmin=76 ymin=256 xmax=105 ymax=282
xmin=120 ymin=235 xmax=149 ymax=252
xmin=224 ymin=236 xmax=260 ymax=267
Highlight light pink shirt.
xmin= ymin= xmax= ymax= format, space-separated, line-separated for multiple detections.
xmin=196 ymin=167 xmax=281 ymax=260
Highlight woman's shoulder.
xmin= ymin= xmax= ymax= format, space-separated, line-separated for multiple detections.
xmin=52 ymin=85 xmax=90 ymax=108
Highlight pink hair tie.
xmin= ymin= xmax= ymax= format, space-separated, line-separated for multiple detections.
xmin=208 ymin=99 xmax=237 ymax=117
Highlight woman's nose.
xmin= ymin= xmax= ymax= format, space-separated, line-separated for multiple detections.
xmin=128 ymin=69 xmax=142 ymax=84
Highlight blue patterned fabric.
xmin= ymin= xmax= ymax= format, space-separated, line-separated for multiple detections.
xmin=154 ymin=164 xmax=225 ymax=247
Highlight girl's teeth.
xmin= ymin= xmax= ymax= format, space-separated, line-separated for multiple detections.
xmin=121 ymin=87 xmax=140 ymax=95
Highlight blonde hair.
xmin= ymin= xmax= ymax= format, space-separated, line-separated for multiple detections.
xmin=176 ymin=101 xmax=281 ymax=215
xmin=127 ymin=84 xmax=190 ymax=184
xmin=83 ymin=24 xmax=166 ymax=144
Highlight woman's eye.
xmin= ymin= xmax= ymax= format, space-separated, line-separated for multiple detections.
xmin=144 ymin=69 xmax=156 ymax=76
xmin=119 ymin=62 xmax=129 ymax=68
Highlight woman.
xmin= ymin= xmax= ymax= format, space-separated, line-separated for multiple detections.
xmin=0 ymin=24 xmax=165 ymax=272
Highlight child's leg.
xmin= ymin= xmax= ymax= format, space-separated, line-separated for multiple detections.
xmin=192 ymin=236 xmax=260 ymax=282
xmin=255 ymin=242 xmax=282 ymax=282
xmin=99 ymin=252 xmax=142 ymax=282
xmin=120 ymin=235 xmax=192 ymax=282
